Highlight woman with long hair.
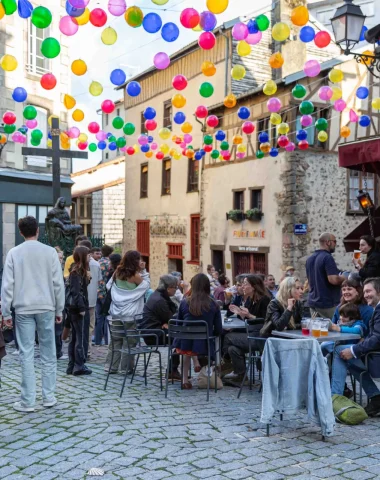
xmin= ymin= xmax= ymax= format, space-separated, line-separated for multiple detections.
xmin=353 ymin=235 xmax=380 ymax=280
xmin=104 ymin=250 xmax=150 ymax=374
xmin=66 ymin=246 xmax=91 ymax=376
xmin=229 ymin=275 xmax=271 ymax=320
xmin=174 ymin=273 xmax=222 ymax=389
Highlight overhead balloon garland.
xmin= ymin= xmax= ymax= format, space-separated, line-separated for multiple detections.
xmin=0 ymin=0 xmax=378 ymax=160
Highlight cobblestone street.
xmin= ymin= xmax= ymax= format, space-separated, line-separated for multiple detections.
xmin=1 ymin=345 xmax=380 ymax=480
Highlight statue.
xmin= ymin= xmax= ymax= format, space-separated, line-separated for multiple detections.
xmin=45 ymin=197 xmax=82 ymax=248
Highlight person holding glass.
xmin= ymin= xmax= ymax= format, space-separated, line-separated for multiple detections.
xmin=353 ymin=235 xmax=380 ymax=280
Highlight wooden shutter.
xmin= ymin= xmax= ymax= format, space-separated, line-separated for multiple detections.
xmin=136 ymin=220 xmax=150 ymax=256
xmin=190 ymin=214 xmax=200 ymax=263
xmin=167 ymin=243 xmax=184 ymax=259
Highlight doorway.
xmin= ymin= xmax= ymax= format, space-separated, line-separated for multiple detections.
xmin=168 ymin=258 xmax=183 ymax=276
xmin=212 ymin=250 xmax=224 ymax=274
xmin=233 ymin=252 xmax=267 ymax=278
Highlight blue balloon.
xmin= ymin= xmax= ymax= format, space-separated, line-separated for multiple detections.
xmin=48 ymin=132 xmax=52 ymax=140
xmin=141 ymin=144 xmax=150 ymax=153
xmin=110 ymin=69 xmax=126 ymax=86
xmin=161 ymin=22 xmax=180 ymax=42
xmin=238 ymin=107 xmax=250 ymax=120
xmin=296 ymin=129 xmax=308 ymax=141
xmin=356 ymin=86 xmax=369 ymax=99
xmin=18 ymin=0 xmax=33 ymax=18
xmin=144 ymin=107 xmax=156 ymax=120
xmin=18 ymin=126 xmax=28 ymax=134
xmin=65 ymin=0 xmax=84 ymax=17
xmin=247 ymin=19 xmax=258 ymax=34
xmin=258 ymin=132 xmax=269 ymax=143
xmin=126 ymin=81 xmax=141 ymax=97
xmin=109 ymin=142 xmax=117 ymax=151
xmin=12 ymin=87 xmax=28 ymax=102
xmin=194 ymin=151 xmax=203 ymax=161
xmin=143 ymin=12 xmax=162 ymax=34
xmin=173 ymin=111 xmax=186 ymax=124
xmin=359 ymin=115 xmax=371 ymax=127
xmin=148 ymin=135 xmax=154 ymax=143
xmin=360 ymin=26 xmax=368 ymax=42
xmin=199 ymin=11 xmax=217 ymax=32
xmin=199 ymin=149 xmax=206 ymax=157
xmin=269 ymin=148 xmax=279 ymax=158
xmin=299 ymin=26 xmax=315 ymax=43
xmin=215 ymin=130 xmax=226 ymax=141
xmin=106 ymin=133 xmax=113 ymax=139
xmin=98 ymin=140 xmax=107 ymax=150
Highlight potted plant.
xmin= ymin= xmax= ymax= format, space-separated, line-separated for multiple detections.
xmin=226 ymin=209 xmax=245 ymax=221
xmin=245 ymin=208 xmax=263 ymax=221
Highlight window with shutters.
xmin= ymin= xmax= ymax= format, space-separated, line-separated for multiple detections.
xmin=140 ymin=164 xmax=148 ymax=198
xmin=162 ymin=159 xmax=171 ymax=195
xmin=27 ymin=19 xmax=50 ymax=76
xmin=167 ymin=243 xmax=184 ymax=259
xmin=136 ymin=220 xmax=150 ymax=256
xmin=187 ymin=158 xmax=199 ymax=192
xmin=347 ymin=170 xmax=377 ymax=213
xmin=189 ymin=214 xmax=200 ymax=264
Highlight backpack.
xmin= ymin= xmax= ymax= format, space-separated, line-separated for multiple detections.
xmin=332 ymin=394 xmax=368 ymax=425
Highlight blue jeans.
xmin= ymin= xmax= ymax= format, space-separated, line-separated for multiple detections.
xmin=331 ymin=344 xmax=380 ymax=399
xmin=95 ymin=299 xmax=108 ymax=345
xmin=15 ymin=311 xmax=57 ymax=407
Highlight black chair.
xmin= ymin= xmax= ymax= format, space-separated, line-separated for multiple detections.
xmin=356 ymin=351 xmax=380 ymax=405
xmin=237 ymin=318 xmax=266 ymax=399
xmin=104 ymin=317 xmax=162 ymax=397
xmin=165 ymin=319 xmax=220 ymax=401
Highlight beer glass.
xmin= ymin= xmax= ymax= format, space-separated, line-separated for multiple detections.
xmin=312 ymin=320 xmax=321 ymax=338
xmin=320 ymin=319 xmax=329 ymax=337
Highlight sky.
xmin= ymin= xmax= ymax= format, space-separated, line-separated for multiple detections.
xmin=68 ymin=0 xmax=272 ymax=171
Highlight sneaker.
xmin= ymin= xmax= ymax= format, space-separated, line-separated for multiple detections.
xmin=73 ymin=367 xmax=92 ymax=376
xmin=220 ymin=360 xmax=234 ymax=377
xmin=13 ymin=402 xmax=34 ymax=413
xmin=58 ymin=354 xmax=69 ymax=360
xmin=43 ymin=398 xmax=57 ymax=408
xmin=365 ymin=395 xmax=380 ymax=417
xmin=223 ymin=371 xmax=244 ymax=380
xmin=12 ymin=350 xmax=20 ymax=355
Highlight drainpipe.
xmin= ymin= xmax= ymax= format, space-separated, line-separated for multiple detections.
xmin=218 ymin=26 xmax=230 ymax=96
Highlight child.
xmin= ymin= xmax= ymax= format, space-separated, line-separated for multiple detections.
xmin=331 ymin=303 xmax=367 ymax=336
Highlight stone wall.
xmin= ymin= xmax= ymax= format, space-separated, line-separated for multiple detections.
xmin=92 ymin=183 xmax=125 ymax=249
xmin=2 ymin=203 xmax=15 ymax=264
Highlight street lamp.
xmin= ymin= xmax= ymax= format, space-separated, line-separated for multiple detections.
xmin=331 ymin=0 xmax=380 ymax=78
xmin=357 ymin=189 xmax=375 ymax=214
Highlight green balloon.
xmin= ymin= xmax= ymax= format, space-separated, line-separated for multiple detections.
xmin=4 ymin=124 xmax=16 ymax=134
xmin=89 ymin=143 xmax=97 ymax=152
xmin=31 ymin=129 xmax=43 ymax=141
xmin=2 ymin=0 xmax=17 ymax=15
xmin=31 ymin=138 xmax=41 ymax=147
xmin=315 ymin=118 xmax=328 ymax=132
xmin=40 ymin=37 xmax=61 ymax=59
xmin=23 ymin=105 xmax=37 ymax=120
xmin=256 ymin=14 xmax=270 ymax=31
xmin=116 ymin=137 xmax=126 ymax=148
xmin=31 ymin=6 xmax=52 ymax=29
xmin=299 ymin=101 xmax=314 ymax=115
xmin=211 ymin=149 xmax=219 ymax=159
xmin=203 ymin=134 xmax=213 ymax=145
xmin=199 ymin=82 xmax=214 ymax=98
xmin=220 ymin=141 xmax=229 ymax=151
xmin=112 ymin=117 xmax=124 ymax=129
xmin=108 ymin=135 xmax=116 ymax=143
xmin=292 ymin=84 xmax=307 ymax=99
xmin=256 ymin=150 xmax=265 ymax=159
xmin=123 ymin=123 xmax=135 ymax=135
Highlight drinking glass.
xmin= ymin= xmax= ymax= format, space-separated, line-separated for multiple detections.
xmin=312 ymin=320 xmax=321 ymax=338
xmin=353 ymin=250 xmax=361 ymax=260
xmin=301 ymin=319 xmax=310 ymax=336
xmin=320 ymin=319 xmax=329 ymax=337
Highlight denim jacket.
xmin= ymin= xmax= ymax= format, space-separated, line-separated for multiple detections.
xmin=261 ymin=338 xmax=335 ymax=437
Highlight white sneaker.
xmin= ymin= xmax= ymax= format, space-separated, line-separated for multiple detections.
xmin=43 ymin=398 xmax=57 ymax=408
xmin=58 ymin=354 xmax=69 ymax=360
xmin=13 ymin=402 xmax=34 ymax=413
xmin=11 ymin=350 xmax=20 ymax=355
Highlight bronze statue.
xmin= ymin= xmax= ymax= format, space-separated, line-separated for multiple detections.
xmin=45 ymin=197 xmax=82 ymax=246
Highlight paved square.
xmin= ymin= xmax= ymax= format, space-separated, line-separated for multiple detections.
xmin=1 ymin=345 xmax=380 ymax=480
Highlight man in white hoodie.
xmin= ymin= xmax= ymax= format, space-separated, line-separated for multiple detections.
xmin=1 ymin=216 xmax=65 ymax=413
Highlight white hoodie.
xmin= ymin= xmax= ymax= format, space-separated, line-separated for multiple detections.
xmin=106 ymin=270 xmax=150 ymax=320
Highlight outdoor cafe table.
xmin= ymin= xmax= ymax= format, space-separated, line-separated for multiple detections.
xmin=221 ymin=317 xmax=246 ymax=329
xmin=272 ymin=330 xmax=361 ymax=344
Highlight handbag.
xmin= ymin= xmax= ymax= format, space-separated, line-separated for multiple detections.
xmin=100 ymin=275 xmax=115 ymax=316
xmin=197 ymin=366 xmax=223 ymax=390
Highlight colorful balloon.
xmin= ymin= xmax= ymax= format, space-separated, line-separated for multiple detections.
xmin=206 ymin=115 xmax=219 ymax=128
xmin=12 ymin=87 xmax=27 ymax=102
xmin=237 ymin=41 xmax=251 ymax=57
xmin=71 ymin=59 xmax=87 ymax=76
xmin=124 ymin=6 xmax=143 ymax=27
xmin=110 ymin=69 xmax=126 ymax=86
xmin=172 ymin=74 xmax=188 ymax=91
xmin=41 ymin=37 xmax=61 ymax=58
xmin=372 ymin=98 xmax=380 ymax=110
xmin=23 ymin=105 xmax=37 ymax=120
xmin=349 ymin=109 xmax=359 ymax=123
xmin=246 ymin=31 xmax=262 ymax=45
xmin=112 ymin=117 xmax=124 ymax=129
xmin=198 ymin=31 xmax=216 ymax=50
xmin=76 ymin=7 xmax=90 ymax=25
xmin=298 ymin=140 xmax=309 ymax=150
xmin=267 ymin=97 xmax=281 ymax=113
xmin=101 ymin=27 xmax=117 ymax=45
xmin=88 ymin=122 xmax=100 ymax=134
xmin=359 ymin=115 xmax=371 ymax=127
xmin=242 ymin=121 xmax=255 ymax=134
xmin=318 ymin=86 xmax=333 ymax=101
xmin=232 ymin=22 xmax=248 ymax=41
xmin=174 ymin=112 xmax=186 ymax=124
xmin=68 ymin=0 xmax=90 ymax=8
xmin=303 ymin=59 xmax=321 ymax=77
xmin=97 ymin=140 xmax=107 ymax=149
xmin=329 ymin=69 xmax=344 ymax=83
xmin=231 ymin=65 xmax=246 ymax=80
xmin=340 ymin=126 xmax=351 ymax=138
xmin=269 ymin=52 xmax=284 ymax=69
xmin=40 ymin=73 xmax=57 ymax=90
xmin=356 ymin=86 xmax=369 ymax=99
xmin=300 ymin=115 xmax=313 ymax=127
xmin=25 ymin=119 xmax=37 ymax=129
xmin=31 ymin=6 xmax=52 ymax=28
xmin=285 ymin=142 xmax=295 ymax=152
xmin=206 ymin=0 xmax=228 ymax=14
xmin=299 ymin=101 xmax=314 ymax=115
xmin=72 ymin=109 xmax=84 ymax=121
xmin=290 ymin=6 xmax=309 ymax=26
xmin=272 ymin=22 xmax=290 ymax=42
xmin=195 ymin=105 xmax=208 ymax=118
xmin=0 ymin=54 xmax=17 ymax=71
xmin=181 ymin=123 xmax=193 ymax=134
xmin=144 ymin=107 xmax=156 ymax=120
xmin=314 ymin=31 xmax=331 ymax=48
xmin=159 ymin=128 xmax=171 ymax=140
xmin=154 ymin=52 xmax=170 ymax=70
xmin=256 ymin=14 xmax=270 ymax=31
xmin=296 ymin=130 xmax=308 ymax=141
xmin=201 ymin=61 xmax=216 ymax=76
xmin=334 ymin=99 xmax=346 ymax=112
xmin=199 ymin=82 xmax=214 ymax=98
xmin=126 ymin=81 xmax=141 ymax=97
xmin=90 ymin=8 xmax=107 ymax=27
xmin=331 ymin=86 xmax=342 ymax=101
xmin=143 ymin=12 xmax=162 ymax=33
xmin=318 ymin=131 xmax=328 ymax=142
xmin=199 ymin=11 xmax=217 ymax=31
xmin=108 ymin=0 xmax=126 ymax=16
xmin=263 ymin=80 xmax=277 ymax=95
xmin=315 ymin=118 xmax=328 ymax=131
xmin=89 ymin=81 xmax=103 ymax=96
xmin=59 ymin=15 xmax=79 ymax=36
xmin=145 ymin=119 xmax=157 ymax=131
xmin=161 ymin=22 xmax=180 ymax=42
xmin=292 ymin=84 xmax=307 ymax=99
xmin=238 ymin=107 xmax=250 ymax=120
xmin=299 ymin=26 xmax=315 ymax=43
xmin=89 ymin=143 xmax=97 ymax=152
xmin=123 ymin=123 xmax=135 ymax=135
xmin=180 ymin=8 xmax=199 ymax=29
xmin=270 ymin=113 xmax=281 ymax=125
xmin=172 ymin=94 xmax=186 ymax=108
xmin=101 ymin=99 xmax=115 ymax=114
xmin=224 ymin=93 xmax=237 ymax=108
xmin=278 ymin=122 xmax=289 ymax=135
xmin=247 ymin=19 xmax=258 ymax=34
xmin=3 ymin=112 xmax=16 ymax=125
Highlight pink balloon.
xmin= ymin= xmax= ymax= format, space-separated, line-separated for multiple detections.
xmin=120 ymin=146 xmax=127 ymax=152
xmin=349 ymin=109 xmax=359 ymax=123
xmin=59 ymin=16 xmax=79 ymax=36
xmin=232 ymin=22 xmax=248 ymax=41
xmin=237 ymin=152 xmax=245 ymax=159
xmin=108 ymin=0 xmax=126 ymax=16
xmin=303 ymin=59 xmax=321 ymax=78
xmin=285 ymin=142 xmax=295 ymax=152
xmin=318 ymin=86 xmax=333 ymax=101
xmin=198 ymin=31 xmax=216 ymax=50
xmin=267 ymin=97 xmax=282 ymax=113
xmin=180 ymin=141 xmax=186 ymax=149
xmin=154 ymin=52 xmax=170 ymax=70
xmin=68 ymin=126 xmax=80 ymax=139
xmin=301 ymin=115 xmax=313 ymax=127
xmin=19 ymin=134 xmax=27 ymax=144
xmin=138 ymin=134 xmax=148 ymax=145
xmin=221 ymin=150 xmax=230 ymax=157
xmin=12 ymin=132 xmax=21 ymax=142
xmin=246 ymin=31 xmax=262 ymax=45
xmin=334 ymin=99 xmax=346 ymax=112
xmin=25 ymin=119 xmax=37 ymax=129
xmin=151 ymin=142 xmax=158 ymax=150
xmin=96 ymin=130 xmax=107 ymax=141
xmin=183 ymin=134 xmax=192 ymax=144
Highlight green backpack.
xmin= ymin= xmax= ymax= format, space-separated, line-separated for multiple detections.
xmin=332 ymin=394 xmax=368 ymax=425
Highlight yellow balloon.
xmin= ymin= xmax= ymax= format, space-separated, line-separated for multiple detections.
xmin=159 ymin=128 xmax=171 ymax=140
xmin=169 ymin=148 xmax=176 ymax=156
xmin=172 ymin=93 xmax=186 ymax=108
xmin=76 ymin=8 xmax=90 ymax=26
xmin=0 ymin=54 xmax=18 ymax=72
xmin=237 ymin=144 xmax=247 ymax=153
xmin=372 ymin=98 xmax=380 ymax=110
xmin=359 ymin=50 xmax=374 ymax=66
xmin=224 ymin=93 xmax=237 ymax=108
xmin=89 ymin=81 xmax=103 ymax=96
xmin=101 ymin=27 xmax=117 ymax=45
xmin=47 ymin=139 xmax=52 ymax=148
xmin=237 ymin=41 xmax=251 ymax=57
xmin=231 ymin=64 xmax=246 ymax=81
xmin=263 ymin=80 xmax=277 ymax=95
xmin=270 ymin=113 xmax=281 ymax=125
xmin=318 ymin=131 xmax=328 ymax=142
xmin=192 ymin=23 xmax=202 ymax=32
xmin=181 ymin=122 xmax=193 ymax=134
xmin=72 ymin=109 xmax=84 ymax=122
xmin=78 ymin=133 xmax=88 ymax=142
xmin=233 ymin=134 xmax=243 ymax=145
xmin=152 ymin=0 xmax=169 ymax=4
xmin=145 ymin=151 xmax=153 ymax=158
xmin=201 ymin=60 xmax=216 ymax=76
xmin=71 ymin=59 xmax=87 ymax=76
xmin=260 ymin=142 xmax=271 ymax=154
xmin=328 ymin=68 xmax=344 ymax=83
xmin=63 ymin=94 xmax=76 ymax=110
xmin=173 ymin=151 xmax=181 ymax=160
xmin=277 ymin=122 xmax=289 ymax=134
xmin=206 ymin=0 xmax=228 ymax=14
xmin=290 ymin=6 xmax=309 ymax=27
xmin=331 ymin=86 xmax=342 ymax=101
xmin=272 ymin=22 xmax=290 ymax=42
xmin=133 ymin=144 xmax=140 ymax=153
xmin=125 ymin=6 xmax=144 ymax=27
xmin=0 ymin=2 xmax=4 ymax=19
xmin=48 ymin=115 xmax=59 ymax=127
xmin=160 ymin=143 xmax=170 ymax=154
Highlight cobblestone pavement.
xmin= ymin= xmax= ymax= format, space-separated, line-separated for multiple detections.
xmin=1 ymin=344 xmax=380 ymax=480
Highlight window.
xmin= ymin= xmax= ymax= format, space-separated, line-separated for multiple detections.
xmin=167 ymin=243 xmax=184 ymax=259
xmin=27 ymin=19 xmax=49 ymax=76
xmin=116 ymin=108 xmax=120 ymax=117
xmin=76 ymin=195 xmax=92 ymax=235
xmin=190 ymin=214 xmax=200 ymax=264
xmin=187 ymin=159 xmax=199 ymax=192
xmin=105 ymin=114 xmax=109 ymax=126
xmin=140 ymin=163 xmax=148 ymax=198
xmin=163 ymin=100 xmax=172 ymax=129
xmin=233 ymin=190 xmax=244 ymax=210
xmin=162 ymin=159 xmax=171 ymax=195
xmin=26 ymin=107 xmax=48 ymax=167
xmin=250 ymin=189 xmax=263 ymax=210
xmin=136 ymin=220 xmax=150 ymax=256
xmin=140 ymin=112 xmax=146 ymax=134
xmin=105 ymin=153 xmax=109 ymax=160
xmin=347 ymin=170 xmax=376 ymax=212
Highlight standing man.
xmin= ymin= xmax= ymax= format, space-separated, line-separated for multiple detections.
xmin=306 ymin=232 xmax=345 ymax=319
xmin=95 ymin=245 xmax=114 ymax=346
xmin=1 ymin=216 xmax=64 ymax=412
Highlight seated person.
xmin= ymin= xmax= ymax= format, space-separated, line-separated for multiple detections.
xmin=331 ymin=277 xmax=380 ymax=417
xmin=225 ymin=274 xmax=251 ymax=318
xmin=213 ymin=274 xmax=230 ymax=308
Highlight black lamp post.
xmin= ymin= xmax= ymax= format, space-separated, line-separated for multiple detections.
xmin=331 ymin=0 xmax=380 ymax=78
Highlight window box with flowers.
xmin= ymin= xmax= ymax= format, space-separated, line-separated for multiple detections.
xmin=245 ymin=208 xmax=263 ymax=221
xmin=226 ymin=210 xmax=245 ymax=221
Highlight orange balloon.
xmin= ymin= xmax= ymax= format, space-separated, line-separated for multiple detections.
xmin=145 ymin=151 xmax=153 ymax=158
xmin=224 ymin=93 xmax=237 ymax=108
xmin=0 ymin=134 xmax=6 ymax=144
xmin=340 ymin=126 xmax=351 ymax=138
xmin=233 ymin=134 xmax=243 ymax=145
xmin=269 ymin=52 xmax=284 ymax=69
xmin=201 ymin=61 xmax=216 ymax=77
xmin=260 ymin=142 xmax=271 ymax=154
xmin=291 ymin=6 xmax=309 ymax=27
xmin=72 ymin=109 xmax=84 ymax=122
xmin=359 ymin=50 xmax=375 ymax=66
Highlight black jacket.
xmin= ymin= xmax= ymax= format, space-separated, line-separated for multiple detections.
xmin=353 ymin=304 xmax=380 ymax=378
xmin=141 ymin=289 xmax=177 ymax=330
xmin=260 ymin=299 xmax=303 ymax=337
xmin=358 ymin=249 xmax=380 ymax=280
xmin=66 ymin=271 xmax=89 ymax=314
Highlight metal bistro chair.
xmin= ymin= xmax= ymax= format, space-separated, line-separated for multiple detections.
xmin=104 ymin=317 xmax=163 ymax=397
xmin=165 ymin=319 xmax=220 ymax=401
xmin=237 ymin=318 xmax=266 ymax=399
xmin=356 ymin=351 xmax=380 ymax=405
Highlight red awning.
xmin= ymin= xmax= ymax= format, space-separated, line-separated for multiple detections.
xmin=339 ymin=137 xmax=380 ymax=174
xmin=343 ymin=207 xmax=380 ymax=252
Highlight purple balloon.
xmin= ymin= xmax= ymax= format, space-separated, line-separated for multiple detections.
xmin=151 ymin=142 xmax=158 ymax=150
xmin=334 ymin=99 xmax=347 ymax=112
xmin=68 ymin=126 xmax=80 ymax=139
xmin=153 ymin=52 xmax=170 ymax=70
xmin=246 ymin=31 xmax=262 ymax=45
xmin=303 ymin=59 xmax=321 ymax=78
xmin=232 ymin=22 xmax=249 ymax=41
xmin=108 ymin=0 xmax=126 ymax=16
xmin=318 ymin=86 xmax=333 ymax=101
xmin=285 ymin=142 xmax=296 ymax=152
xmin=138 ymin=134 xmax=149 ymax=145
xmin=199 ymin=11 xmax=217 ymax=31
xmin=96 ymin=130 xmax=107 ymax=141
xmin=300 ymin=115 xmax=313 ymax=127
xmin=267 ymin=97 xmax=281 ymax=113
xmin=237 ymin=152 xmax=245 ymax=159
xmin=68 ymin=0 xmax=90 ymax=7
xmin=184 ymin=134 xmax=193 ymax=144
